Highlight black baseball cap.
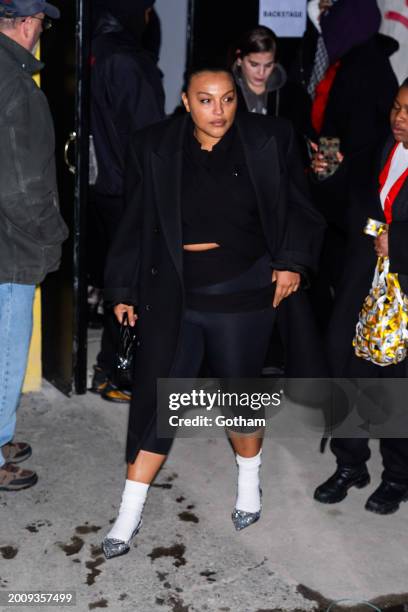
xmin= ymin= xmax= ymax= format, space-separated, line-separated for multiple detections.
xmin=0 ymin=0 xmax=60 ymax=19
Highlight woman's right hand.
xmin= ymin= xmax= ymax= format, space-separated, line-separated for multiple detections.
xmin=113 ymin=303 xmax=138 ymax=326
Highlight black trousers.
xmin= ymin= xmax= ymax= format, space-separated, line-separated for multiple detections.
xmin=141 ymin=306 xmax=277 ymax=456
xmin=172 ymin=307 xmax=277 ymax=378
xmin=140 ymin=255 xmax=278 ymax=456
xmin=330 ymin=353 xmax=408 ymax=484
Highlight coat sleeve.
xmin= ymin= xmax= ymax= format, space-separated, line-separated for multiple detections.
xmin=0 ymin=80 xmax=68 ymax=247
xmin=271 ymin=123 xmax=326 ymax=276
xmin=104 ymin=141 xmax=144 ymax=305
xmin=309 ymin=158 xmax=351 ymax=230
xmin=389 ymin=220 xmax=408 ymax=275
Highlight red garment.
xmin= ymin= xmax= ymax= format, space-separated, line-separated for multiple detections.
xmin=311 ymin=61 xmax=341 ymax=135
xmin=378 ymin=143 xmax=408 ymax=223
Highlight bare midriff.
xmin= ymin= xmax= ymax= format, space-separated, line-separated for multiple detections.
xmin=183 ymin=243 xmax=220 ymax=251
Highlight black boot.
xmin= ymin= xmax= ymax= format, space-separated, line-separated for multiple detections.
xmin=314 ymin=465 xmax=370 ymax=504
xmin=365 ymin=481 xmax=408 ymax=515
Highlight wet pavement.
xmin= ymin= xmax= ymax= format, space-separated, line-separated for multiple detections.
xmin=0 ymin=382 xmax=407 ymax=612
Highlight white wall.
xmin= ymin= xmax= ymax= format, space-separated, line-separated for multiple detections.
xmin=155 ymin=0 xmax=189 ymax=115
xmin=378 ymin=0 xmax=408 ymax=83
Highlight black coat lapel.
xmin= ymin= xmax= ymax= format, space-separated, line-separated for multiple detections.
xmin=235 ymin=113 xmax=280 ymax=248
xmin=379 ymin=135 xmax=396 ymax=171
xmin=151 ymin=115 xmax=188 ymax=278
xmin=370 ymin=136 xmax=395 ymax=220
xmin=392 ymin=176 xmax=408 ymax=220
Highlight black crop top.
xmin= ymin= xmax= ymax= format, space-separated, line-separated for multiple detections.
xmin=182 ymin=119 xmax=268 ymax=288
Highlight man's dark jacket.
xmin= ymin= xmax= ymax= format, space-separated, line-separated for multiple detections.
xmin=0 ymin=33 xmax=68 ymax=285
xmin=104 ymin=112 xmax=326 ymax=461
xmin=90 ymin=12 xmax=165 ymax=200
xmin=287 ymin=26 xmax=399 ymax=155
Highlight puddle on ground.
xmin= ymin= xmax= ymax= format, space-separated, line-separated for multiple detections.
xmin=200 ymin=570 xmax=217 ymax=583
xmin=76 ymin=523 xmax=102 ymax=535
xmin=57 ymin=536 xmax=84 ymax=556
xmin=90 ymin=544 xmax=103 ymax=558
xmin=149 ymin=543 xmax=186 ymax=567
xmin=89 ymin=599 xmax=108 ymax=609
xmin=0 ymin=546 xmax=18 ymax=559
xmin=167 ymin=593 xmax=190 ymax=612
xmin=156 ymin=593 xmax=189 ymax=612
xmin=86 ymin=556 xmax=105 ymax=586
xmin=25 ymin=519 xmax=52 ymax=533
xmin=178 ymin=511 xmax=199 ymax=523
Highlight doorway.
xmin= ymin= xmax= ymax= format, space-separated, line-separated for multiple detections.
xmin=41 ymin=0 xmax=90 ymax=395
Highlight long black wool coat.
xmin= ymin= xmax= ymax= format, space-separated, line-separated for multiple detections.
xmin=104 ymin=112 xmax=326 ymax=462
xmin=327 ymin=137 xmax=408 ymax=377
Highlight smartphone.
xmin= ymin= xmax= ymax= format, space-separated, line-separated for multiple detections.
xmin=318 ymin=136 xmax=341 ymax=180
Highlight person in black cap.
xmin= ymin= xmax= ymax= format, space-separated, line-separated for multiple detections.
xmin=88 ymin=0 xmax=165 ymax=402
xmin=0 ymin=0 xmax=59 ymax=31
xmin=0 ymin=0 xmax=68 ymax=491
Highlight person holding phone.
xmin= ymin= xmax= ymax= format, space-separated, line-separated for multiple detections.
xmin=290 ymin=0 xmax=399 ymax=329
xmin=313 ymin=79 xmax=408 ymax=515
xmin=102 ymin=67 xmax=325 ymax=559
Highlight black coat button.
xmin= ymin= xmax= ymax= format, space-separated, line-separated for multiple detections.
xmin=145 ymin=304 xmax=151 ymax=311
xmin=151 ymin=267 xmax=158 ymax=276
xmin=153 ymin=227 xmax=160 ymax=234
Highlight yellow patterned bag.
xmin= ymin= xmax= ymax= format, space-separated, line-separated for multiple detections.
xmin=353 ymin=218 xmax=408 ymax=366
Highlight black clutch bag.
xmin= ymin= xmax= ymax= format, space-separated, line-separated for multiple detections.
xmin=115 ymin=313 xmax=138 ymax=388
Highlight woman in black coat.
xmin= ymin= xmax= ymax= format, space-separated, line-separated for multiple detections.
xmin=312 ymin=80 xmax=408 ymax=515
xmin=231 ymin=25 xmax=327 ymax=378
xmin=102 ymin=68 xmax=325 ymax=559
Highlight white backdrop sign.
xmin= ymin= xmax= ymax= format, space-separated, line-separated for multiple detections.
xmin=259 ymin=0 xmax=307 ymax=38
xmin=378 ymin=0 xmax=408 ymax=83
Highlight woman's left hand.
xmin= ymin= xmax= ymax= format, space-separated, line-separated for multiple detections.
xmin=272 ymin=270 xmax=301 ymax=308
xmin=374 ymin=230 xmax=389 ymax=257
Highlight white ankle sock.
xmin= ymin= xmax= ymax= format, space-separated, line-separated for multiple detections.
xmin=235 ymin=450 xmax=262 ymax=513
xmin=107 ymin=479 xmax=149 ymax=542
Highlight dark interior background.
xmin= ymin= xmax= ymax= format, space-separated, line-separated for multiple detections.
xmin=187 ymin=0 xmax=303 ymax=73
